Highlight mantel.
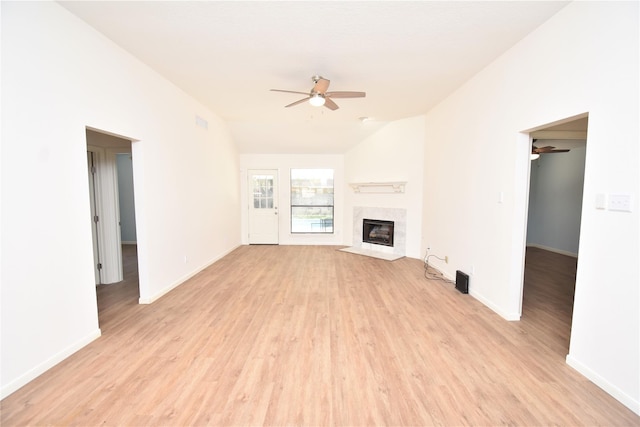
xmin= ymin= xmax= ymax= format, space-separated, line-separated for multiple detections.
xmin=349 ymin=181 xmax=407 ymax=193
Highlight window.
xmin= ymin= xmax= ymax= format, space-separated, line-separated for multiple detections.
xmin=291 ymin=169 xmax=334 ymax=233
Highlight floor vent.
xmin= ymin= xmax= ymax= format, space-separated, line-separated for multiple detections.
xmin=455 ymin=270 xmax=469 ymax=294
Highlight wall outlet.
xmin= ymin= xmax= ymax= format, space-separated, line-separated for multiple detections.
xmin=445 ymin=256 xmax=449 ymax=263
xmin=608 ymin=194 xmax=632 ymax=212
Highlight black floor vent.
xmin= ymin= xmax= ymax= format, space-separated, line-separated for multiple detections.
xmin=455 ymin=270 xmax=469 ymax=294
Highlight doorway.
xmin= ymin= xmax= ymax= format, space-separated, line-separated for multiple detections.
xmin=248 ymin=169 xmax=279 ymax=244
xmin=86 ymin=128 xmax=140 ymax=322
xmin=521 ymin=115 xmax=588 ymax=354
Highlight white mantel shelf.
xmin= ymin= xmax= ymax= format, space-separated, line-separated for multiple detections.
xmin=349 ymin=181 xmax=407 ymax=193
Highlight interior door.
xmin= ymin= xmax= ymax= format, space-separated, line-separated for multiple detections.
xmin=87 ymin=151 xmax=101 ymax=284
xmin=248 ymin=170 xmax=279 ymax=244
xmin=86 ymin=146 xmax=123 ymax=284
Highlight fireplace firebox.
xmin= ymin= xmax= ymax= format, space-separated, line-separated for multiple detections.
xmin=362 ymin=219 xmax=394 ymax=247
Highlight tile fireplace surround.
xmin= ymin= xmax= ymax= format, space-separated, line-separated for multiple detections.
xmin=352 ymin=206 xmax=407 ymax=257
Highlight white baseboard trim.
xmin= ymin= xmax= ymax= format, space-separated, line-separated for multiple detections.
xmin=425 ymin=263 xmax=521 ymax=321
xmin=469 ymin=289 xmax=521 ymax=321
xmin=139 ymin=245 xmax=241 ymax=304
xmin=566 ymin=354 xmax=640 ymax=415
xmin=425 ymin=262 xmax=455 ymax=282
xmin=1 ymin=328 xmax=102 ymax=400
xmin=526 ymin=244 xmax=577 ymax=258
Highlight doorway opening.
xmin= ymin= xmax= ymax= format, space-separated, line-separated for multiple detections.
xmin=86 ymin=128 xmax=140 ymax=326
xmin=521 ymin=114 xmax=588 ymax=355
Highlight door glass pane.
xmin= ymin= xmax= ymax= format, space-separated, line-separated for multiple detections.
xmin=252 ymin=175 xmax=274 ymax=210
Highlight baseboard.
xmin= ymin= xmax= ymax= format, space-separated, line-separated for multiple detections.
xmin=121 ymin=241 xmax=137 ymax=245
xmin=139 ymin=245 xmax=240 ymax=304
xmin=469 ymin=289 xmax=521 ymax=321
xmin=526 ymin=244 xmax=577 ymax=258
xmin=425 ymin=262 xmax=455 ymax=282
xmin=425 ymin=262 xmax=521 ymax=321
xmin=566 ymin=354 xmax=640 ymax=415
xmin=1 ymin=328 xmax=102 ymax=400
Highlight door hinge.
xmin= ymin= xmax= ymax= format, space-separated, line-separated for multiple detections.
xmin=97 ymin=263 xmax=102 ymax=270
xmin=91 ymin=166 xmax=96 ymax=174
xmin=93 ymin=215 xmax=99 ymax=223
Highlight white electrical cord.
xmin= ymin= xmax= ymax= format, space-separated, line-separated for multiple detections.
xmin=423 ymin=249 xmax=453 ymax=283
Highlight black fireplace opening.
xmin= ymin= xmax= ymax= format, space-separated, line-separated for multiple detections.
xmin=362 ymin=219 xmax=394 ymax=247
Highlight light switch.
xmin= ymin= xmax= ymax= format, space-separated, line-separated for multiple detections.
xmin=595 ymin=193 xmax=606 ymax=210
xmin=608 ymin=194 xmax=632 ymax=212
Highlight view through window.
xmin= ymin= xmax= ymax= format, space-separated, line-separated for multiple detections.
xmin=291 ymin=169 xmax=334 ymax=233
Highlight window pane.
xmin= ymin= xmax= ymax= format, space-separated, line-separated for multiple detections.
xmin=291 ymin=169 xmax=334 ymax=206
xmin=291 ymin=207 xmax=334 ymax=233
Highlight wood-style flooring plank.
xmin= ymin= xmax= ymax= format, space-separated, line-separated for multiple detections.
xmin=1 ymin=245 xmax=638 ymax=426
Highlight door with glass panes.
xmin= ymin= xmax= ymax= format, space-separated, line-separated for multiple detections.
xmin=248 ymin=170 xmax=279 ymax=244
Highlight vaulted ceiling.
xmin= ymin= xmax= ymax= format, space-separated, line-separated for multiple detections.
xmin=59 ymin=1 xmax=570 ymax=154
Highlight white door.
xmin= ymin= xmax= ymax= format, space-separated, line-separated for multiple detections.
xmin=87 ymin=146 xmax=123 ymax=284
xmin=87 ymin=151 xmax=101 ymax=284
xmin=248 ymin=170 xmax=279 ymax=244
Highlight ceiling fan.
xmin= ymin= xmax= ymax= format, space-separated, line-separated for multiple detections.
xmin=270 ymin=75 xmax=365 ymax=110
xmin=532 ymin=145 xmax=570 ymax=155
xmin=531 ymin=142 xmax=570 ymax=160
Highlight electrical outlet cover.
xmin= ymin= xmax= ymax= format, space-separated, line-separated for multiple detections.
xmin=608 ymin=194 xmax=632 ymax=212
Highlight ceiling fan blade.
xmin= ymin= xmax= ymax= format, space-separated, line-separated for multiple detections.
xmin=537 ymin=146 xmax=556 ymax=152
xmin=325 ymin=91 xmax=366 ymax=99
xmin=284 ymin=97 xmax=311 ymax=108
xmin=324 ymin=97 xmax=339 ymax=110
xmin=313 ymin=77 xmax=330 ymax=94
xmin=270 ymin=89 xmax=311 ymax=96
xmin=533 ymin=145 xmax=571 ymax=154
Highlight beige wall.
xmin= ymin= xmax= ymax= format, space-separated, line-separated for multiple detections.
xmin=1 ymin=2 xmax=240 ymax=398
xmin=344 ymin=116 xmax=426 ymax=259
xmin=421 ymin=1 xmax=638 ymax=412
xmin=239 ymin=154 xmax=345 ymax=246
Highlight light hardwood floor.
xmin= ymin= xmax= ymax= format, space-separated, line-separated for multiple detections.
xmin=2 ymin=245 xmax=638 ymax=426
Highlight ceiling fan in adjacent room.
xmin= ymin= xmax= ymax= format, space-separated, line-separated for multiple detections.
xmin=270 ymin=76 xmax=365 ymax=110
xmin=531 ymin=141 xmax=570 ymax=160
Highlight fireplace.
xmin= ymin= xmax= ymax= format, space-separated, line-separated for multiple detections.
xmin=362 ymin=219 xmax=394 ymax=247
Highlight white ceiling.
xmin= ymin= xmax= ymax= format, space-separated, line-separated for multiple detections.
xmin=59 ymin=1 xmax=570 ymax=154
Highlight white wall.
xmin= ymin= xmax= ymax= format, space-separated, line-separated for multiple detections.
xmin=344 ymin=116 xmax=425 ymax=259
xmin=1 ymin=2 xmax=240 ymax=398
xmin=421 ymin=1 xmax=638 ymax=413
xmin=239 ymin=154 xmax=344 ymax=245
xmin=527 ymin=147 xmax=586 ymax=256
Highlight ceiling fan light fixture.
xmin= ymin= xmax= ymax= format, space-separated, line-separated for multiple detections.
xmin=309 ymin=94 xmax=326 ymax=107
xmin=530 ymin=153 xmax=540 ymax=160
